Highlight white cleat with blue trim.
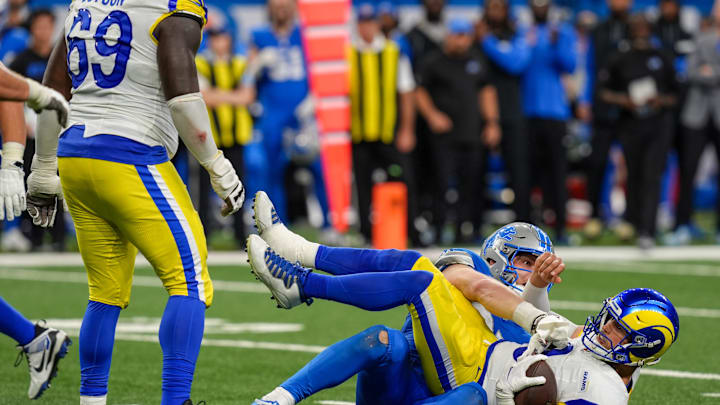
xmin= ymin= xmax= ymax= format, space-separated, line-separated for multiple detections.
xmin=252 ymin=191 xmax=319 ymax=268
xmin=247 ymin=234 xmax=313 ymax=310
xmin=16 ymin=322 xmax=72 ymax=399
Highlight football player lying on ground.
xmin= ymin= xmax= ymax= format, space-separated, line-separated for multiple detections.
xmin=250 ymin=192 xmax=563 ymax=404
xmin=246 ymin=196 xmax=679 ymax=404
xmin=0 ymin=66 xmax=71 ymax=399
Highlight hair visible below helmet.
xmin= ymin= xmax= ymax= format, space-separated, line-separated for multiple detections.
xmin=480 ymin=222 xmax=554 ymax=290
xmin=582 ymin=288 xmax=680 ymax=367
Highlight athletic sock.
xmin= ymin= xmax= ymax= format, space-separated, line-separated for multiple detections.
xmin=79 ymin=301 xmax=121 ymax=397
xmin=0 ymin=297 xmax=36 ymax=346
xmin=281 ymin=325 xmax=393 ymax=402
xmin=159 ymin=295 xmax=205 ymax=405
xmin=80 ymin=394 xmax=108 ymax=405
xmin=314 ymin=246 xmax=422 ymax=275
xmin=302 ymin=271 xmax=433 ymax=311
xmin=260 ymin=387 xmax=296 ymax=405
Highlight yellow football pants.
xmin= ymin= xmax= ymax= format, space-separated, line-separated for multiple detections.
xmin=59 ymin=157 xmax=213 ymax=308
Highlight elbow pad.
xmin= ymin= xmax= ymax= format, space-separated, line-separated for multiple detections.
xmin=168 ymin=92 xmax=219 ymax=167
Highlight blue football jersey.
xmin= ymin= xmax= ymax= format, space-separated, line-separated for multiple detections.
xmin=251 ymin=24 xmax=308 ymax=111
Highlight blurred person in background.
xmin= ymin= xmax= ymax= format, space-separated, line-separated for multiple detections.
xmin=0 ymin=0 xmax=29 ymax=64
xmin=196 ymin=26 xmax=252 ymax=248
xmin=405 ymin=0 xmax=446 ymax=245
xmin=239 ymin=0 xmax=330 ymax=230
xmin=599 ymin=14 xmax=677 ymax=249
xmin=377 ymin=2 xmax=412 ymax=60
xmin=416 ymin=17 xmax=500 ymax=244
xmin=582 ymin=0 xmax=632 ymax=240
xmin=523 ymin=0 xmax=577 ymax=244
xmin=349 ymin=4 xmax=416 ymax=244
xmin=477 ymin=0 xmax=532 ymax=224
xmin=668 ymin=7 xmax=720 ymax=245
xmin=5 ymin=9 xmax=66 ymax=252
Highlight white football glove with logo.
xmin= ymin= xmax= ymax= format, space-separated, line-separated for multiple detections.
xmin=496 ymin=354 xmax=549 ymax=405
xmin=205 ymin=151 xmax=245 ymax=217
xmin=26 ymin=154 xmax=63 ymax=228
xmin=25 ymin=78 xmax=69 ymax=127
xmin=0 ymin=142 xmax=26 ymax=221
xmin=519 ymin=314 xmax=578 ymax=361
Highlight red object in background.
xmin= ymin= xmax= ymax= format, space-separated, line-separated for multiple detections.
xmin=298 ymin=0 xmax=350 ymax=26
xmin=320 ymin=137 xmax=352 ymax=233
xmin=309 ymin=63 xmax=349 ymax=98
xmin=316 ymin=99 xmax=350 ymax=133
xmin=372 ymin=182 xmax=408 ymax=249
xmin=304 ymin=29 xmax=349 ymax=61
xmin=299 ymin=0 xmax=352 ymax=233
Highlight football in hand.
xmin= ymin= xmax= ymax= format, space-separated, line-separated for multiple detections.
xmin=514 ymin=360 xmax=557 ymax=405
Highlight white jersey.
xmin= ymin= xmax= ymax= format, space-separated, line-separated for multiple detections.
xmin=63 ymin=0 xmax=207 ymax=158
xmin=481 ymin=339 xmax=631 ymax=405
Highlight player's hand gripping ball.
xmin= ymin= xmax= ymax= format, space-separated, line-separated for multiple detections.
xmin=496 ymin=354 xmax=557 ymax=405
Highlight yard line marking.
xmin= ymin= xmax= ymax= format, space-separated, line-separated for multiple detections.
xmin=549 ymin=300 xmax=720 ymax=319
xmin=0 ymin=268 xmax=267 ymax=293
xmin=701 ymin=393 xmax=720 ymax=397
xmin=3 ymin=245 xmax=720 ymax=267
xmin=42 ymin=318 xmax=304 ymax=334
xmin=76 ymin=331 xmax=720 ymax=382
xmin=114 ymin=333 xmax=327 ymax=353
xmin=3 ymin=268 xmax=720 ymax=319
xmin=568 ymin=262 xmax=720 ymax=277
xmin=641 ymin=369 xmax=720 ymax=381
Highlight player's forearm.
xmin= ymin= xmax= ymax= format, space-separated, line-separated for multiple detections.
xmin=0 ymin=102 xmax=27 ymax=146
xmin=399 ymin=91 xmax=415 ymax=133
xmin=480 ymin=85 xmax=500 ymax=123
xmin=444 ymin=265 xmax=524 ymax=319
xmin=415 ymin=87 xmax=440 ymax=121
xmin=0 ymin=64 xmax=30 ymax=102
xmin=522 ymin=282 xmax=551 ymax=313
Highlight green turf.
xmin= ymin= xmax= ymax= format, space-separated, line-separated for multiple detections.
xmin=0 ymin=262 xmax=718 ymax=404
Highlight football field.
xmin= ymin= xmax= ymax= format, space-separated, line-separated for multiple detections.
xmin=1 ymin=251 xmax=719 ymax=404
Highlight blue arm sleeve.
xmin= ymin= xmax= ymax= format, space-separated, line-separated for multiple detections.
xmin=553 ymin=24 xmax=577 ymax=74
xmin=481 ymin=31 xmax=531 ymax=75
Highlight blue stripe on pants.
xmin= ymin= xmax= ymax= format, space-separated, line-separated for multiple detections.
xmin=136 ymin=165 xmax=198 ymax=299
xmin=412 ymin=294 xmax=453 ymax=392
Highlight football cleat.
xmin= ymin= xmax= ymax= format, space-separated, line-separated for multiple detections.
xmin=15 ymin=322 xmax=72 ymax=399
xmin=247 ymin=234 xmax=312 ymax=309
xmin=181 ymin=400 xmax=206 ymax=405
xmin=252 ymin=191 xmax=318 ymax=267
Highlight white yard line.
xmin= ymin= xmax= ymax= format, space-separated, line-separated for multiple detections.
xmin=63 ymin=330 xmax=720 ymax=383
xmin=3 ymin=245 xmax=720 ymax=267
xmin=549 ymin=300 xmax=720 ymax=319
xmin=701 ymin=393 xmax=720 ymax=397
xmin=2 ymin=268 xmax=719 ymax=319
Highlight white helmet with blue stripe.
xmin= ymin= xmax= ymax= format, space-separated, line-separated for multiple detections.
xmin=480 ymin=222 xmax=554 ymax=290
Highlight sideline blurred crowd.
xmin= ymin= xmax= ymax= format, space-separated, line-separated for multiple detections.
xmin=2 ymin=0 xmax=720 ymax=251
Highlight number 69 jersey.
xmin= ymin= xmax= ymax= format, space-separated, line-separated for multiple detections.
xmin=480 ymin=339 xmax=631 ymax=405
xmin=63 ymin=0 xmax=207 ymax=158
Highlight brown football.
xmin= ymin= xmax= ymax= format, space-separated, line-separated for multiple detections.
xmin=513 ymin=360 xmax=558 ymax=405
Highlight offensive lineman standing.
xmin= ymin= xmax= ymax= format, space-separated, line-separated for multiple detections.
xmin=26 ymin=0 xmax=244 ymax=404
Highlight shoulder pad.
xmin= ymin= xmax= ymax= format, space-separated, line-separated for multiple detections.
xmin=434 ymin=249 xmax=475 ymax=271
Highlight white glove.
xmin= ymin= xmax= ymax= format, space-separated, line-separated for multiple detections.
xmin=0 ymin=142 xmax=26 ymax=221
xmin=26 ymin=168 xmax=63 ymax=228
xmin=25 ymin=78 xmax=69 ymax=127
xmin=519 ymin=314 xmax=577 ymax=361
xmin=205 ymin=151 xmax=245 ymax=216
xmin=496 ymin=354 xmax=548 ymax=405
